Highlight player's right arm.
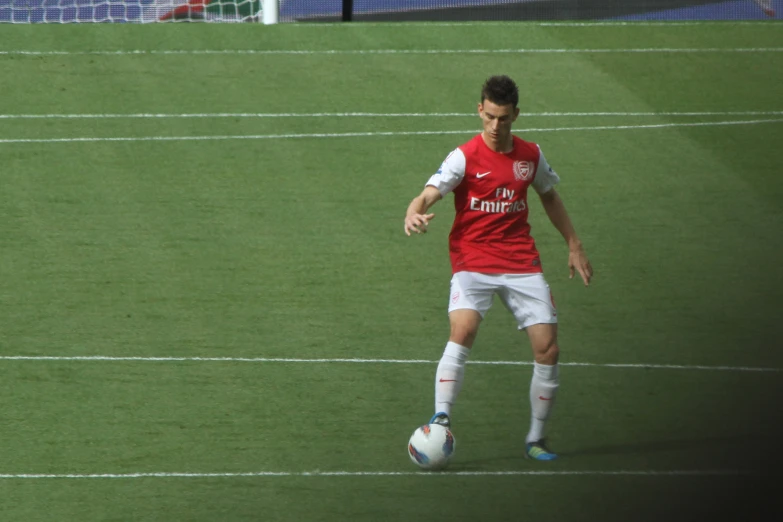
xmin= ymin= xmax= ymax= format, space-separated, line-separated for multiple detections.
xmin=404 ymin=148 xmax=466 ymax=236
xmin=404 ymin=186 xmax=442 ymax=236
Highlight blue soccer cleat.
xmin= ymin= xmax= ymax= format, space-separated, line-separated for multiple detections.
xmin=525 ymin=439 xmax=558 ymax=461
xmin=429 ymin=412 xmax=451 ymax=428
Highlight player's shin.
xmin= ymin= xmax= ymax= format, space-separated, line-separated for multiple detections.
xmin=434 ymin=342 xmax=470 ymax=417
xmin=526 ymin=362 xmax=559 ymax=443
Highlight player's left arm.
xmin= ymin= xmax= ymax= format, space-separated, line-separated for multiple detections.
xmin=538 ymin=188 xmax=593 ymax=286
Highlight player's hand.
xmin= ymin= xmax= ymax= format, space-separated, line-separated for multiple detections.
xmin=404 ymin=213 xmax=435 ymax=236
xmin=568 ymin=246 xmax=593 ymax=286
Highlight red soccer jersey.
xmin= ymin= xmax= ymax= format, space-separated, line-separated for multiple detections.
xmin=426 ymin=134 xmax=560 ymax=274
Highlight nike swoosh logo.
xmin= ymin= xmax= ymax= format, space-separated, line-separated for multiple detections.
xmin=439 ymin=378 xmax=457 ymax=382
xmin=538 ymin=396 xmax=552 ymax=401
xmin=476 ymin=171 xmax=491 ymax=178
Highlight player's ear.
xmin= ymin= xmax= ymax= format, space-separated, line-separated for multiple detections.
xmin=512 ymin=107 xmax=520 ymax=121
xmin=478 ymin=102 xmax=483 ymax=115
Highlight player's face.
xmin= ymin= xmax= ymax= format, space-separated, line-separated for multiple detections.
xmin=478 ymin=100 xmax=519 ymax=151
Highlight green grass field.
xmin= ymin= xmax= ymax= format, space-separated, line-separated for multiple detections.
xmin=1 ymin=21 xmax=782 ymax=521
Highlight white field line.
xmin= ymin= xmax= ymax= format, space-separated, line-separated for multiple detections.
xmin=2 ymin=48 xmax=782 ymax=56
xmin=2 ymin=110 xmax=783 ymax=120
xmin=2 ymin=118 xmax=782 ymax=145
xmin=0 ymin=469 xmax=744 ymax=479
xmin=0 ymin=356 xmax=779 ymax=373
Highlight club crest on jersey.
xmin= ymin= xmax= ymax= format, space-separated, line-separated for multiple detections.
xmin=513 ymin=161 xmax=533 ymax=181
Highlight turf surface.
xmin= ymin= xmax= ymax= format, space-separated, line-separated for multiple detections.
xmin=1 ymin=21 xmax=782 ymax=521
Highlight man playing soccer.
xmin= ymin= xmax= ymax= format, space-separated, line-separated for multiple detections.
xmin=403 ymin=75 xmax=593 ymax=461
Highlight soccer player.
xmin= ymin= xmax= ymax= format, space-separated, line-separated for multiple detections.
xmin=403 ymin=75 xmax=593 ymax=461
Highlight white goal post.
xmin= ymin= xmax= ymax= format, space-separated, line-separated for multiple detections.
xmin=0 ymin=0 xmax=279 ymax=23
xmin=262 ymin=0 xmax=278 ymax=24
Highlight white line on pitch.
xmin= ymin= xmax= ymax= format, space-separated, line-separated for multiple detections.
xmin=2 ymin=118 xmax=782 ymax=145
xmin=2 ymin=111 xmax=782 ymax=120
xmin=0 ymin=469 xmax=744 ymax=479
xmin=0 ymin=356 xmax=778 ymax=372
xmin=2 ymin=48 xmax=782 ymax=56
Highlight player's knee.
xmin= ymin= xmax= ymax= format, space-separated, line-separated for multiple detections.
xmin=448 ymin=310 xmax=481 ymax=348
xmin=535 ymin=342 xmax=559 ymax=365
xmin=449 ymin=325 xmax=478 ymax=349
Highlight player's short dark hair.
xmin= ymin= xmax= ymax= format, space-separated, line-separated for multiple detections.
xmin=481 ymin=75 xmax=519 ymax=108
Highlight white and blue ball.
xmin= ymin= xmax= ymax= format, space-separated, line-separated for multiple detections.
xmin=407 ymin=423 xmax=455 ymax=470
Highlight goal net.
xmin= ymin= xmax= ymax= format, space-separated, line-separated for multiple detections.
xmin=0 ymin=0 xmax=269 ymax=23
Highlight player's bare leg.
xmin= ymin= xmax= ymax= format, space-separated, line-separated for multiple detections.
xmin=448 ymin=309 xmax=482 ymax=348
xmin=524 ymin=322 xmax=560 ymax=460
xmin=431 ymin=309 xmax=481 ymax=427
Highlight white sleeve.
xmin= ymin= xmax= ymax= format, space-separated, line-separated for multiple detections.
xmin=425 ymin=148 xmax=466 ymax=196
xmin=532 ymin=146 xmax=561 ymax=194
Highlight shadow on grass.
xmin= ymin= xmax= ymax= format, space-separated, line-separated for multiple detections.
xmin=558 ymin=433 xmax=748 ymax=458
xmin=450 ymin=433 xmax=776 ymax=471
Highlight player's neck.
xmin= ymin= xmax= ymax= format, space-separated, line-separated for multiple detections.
xmin=481 ymin=132 xmax=514 ymax=153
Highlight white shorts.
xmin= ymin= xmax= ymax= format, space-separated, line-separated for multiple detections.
xmin=448 ymin=271 xmax=558 ymax=330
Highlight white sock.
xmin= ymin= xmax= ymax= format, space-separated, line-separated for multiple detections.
xmin=526 ymin=362 xmax=559 ymax=443
xmin=434 ymin=341 xmax=470 ymax=417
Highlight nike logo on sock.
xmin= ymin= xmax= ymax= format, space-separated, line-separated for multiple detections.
xmin=439 ymin=378 xmax=457 ymax=382
xmin=538 ymin=396 xmax=552 ymax=401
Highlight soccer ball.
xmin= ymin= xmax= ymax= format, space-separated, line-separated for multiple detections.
xmin=407 ymin=423 xmax=456 ymax=470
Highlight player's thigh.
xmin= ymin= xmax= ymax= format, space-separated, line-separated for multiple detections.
xmin=497 ymin=273 xmax=558 ymax=331
xmin=448 ymin=271 xmax=496 ymax=316
xmin=447 ymin=272 xmax=496 ymax=347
